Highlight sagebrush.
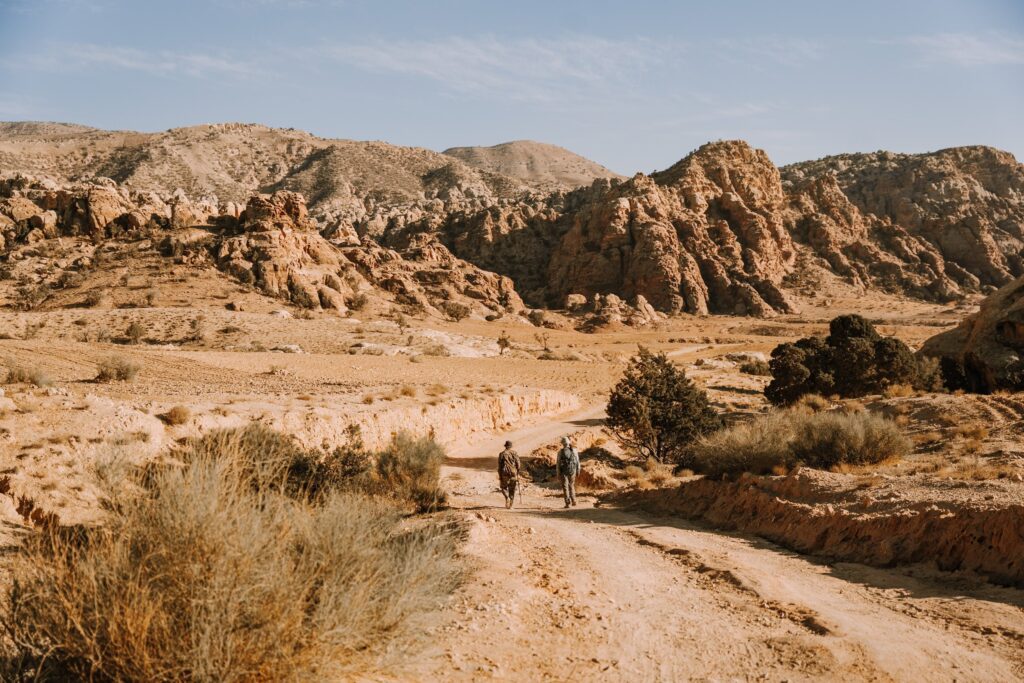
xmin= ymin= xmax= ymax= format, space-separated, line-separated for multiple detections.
xmin=1 ymin=423 xmax=461 ymax=681
xmin=686 ymin=408 xmax=910 ymax=478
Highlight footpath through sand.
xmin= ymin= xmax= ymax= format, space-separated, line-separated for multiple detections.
xmin=407 ymin=406 xmax=1024 ymax=682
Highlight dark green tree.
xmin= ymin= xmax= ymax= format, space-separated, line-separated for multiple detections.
xmin=765 ymin=314 xmax=937 ymax=404
xmin=606 ymin=347 xmax=722 ymax=463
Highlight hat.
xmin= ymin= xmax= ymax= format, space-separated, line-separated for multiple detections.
xmin=561 ymin=436 xmax=570 ymax=445
xmin=504 ymin=440 xmax=513 ymax=448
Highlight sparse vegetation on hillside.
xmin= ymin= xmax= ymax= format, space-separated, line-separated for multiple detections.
xmin=765 ymin=315 xmax=942 ymax=405
xmin=1 ymin=423 xmax=461 ymax=681
xmin=686 ymin=409 xmax=911 ymax=478
xmin=606 ymin=347 xmax=722 ymax=463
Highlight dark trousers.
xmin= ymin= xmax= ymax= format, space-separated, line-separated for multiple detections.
xmin=501 ymin=479 xmax=518 ymax=506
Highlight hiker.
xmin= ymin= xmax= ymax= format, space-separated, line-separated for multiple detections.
xmin=497 ymin=440 xmax=521 ymax=509
xmin=556 ymin=436 xmax=580 ymax=508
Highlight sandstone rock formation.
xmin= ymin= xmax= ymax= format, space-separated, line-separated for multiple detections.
xmin=4 ymin=122 xmax=1024 ymax=320
xmin=783 ymin=146 xmax=1024 ymax=298
xmin=416 ymin=141 xmax=799 ymax=316
xmin=921 ymin=276 xmax=1024 ymax=392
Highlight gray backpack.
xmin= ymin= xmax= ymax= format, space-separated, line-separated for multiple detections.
xmin=557 ymin=446 xmax=579 ymax=475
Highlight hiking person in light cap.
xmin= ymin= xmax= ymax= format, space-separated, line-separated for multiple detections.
xmin=556 ymin=435 xmax=580 ymax=508
xmin=497 ymin=439 xmax=521 ymax=509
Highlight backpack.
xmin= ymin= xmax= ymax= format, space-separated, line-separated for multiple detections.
xmin=499 ymin=451 xmax=518 ymax=478
xmin=557 ymin=446 xmax=579 ymax=475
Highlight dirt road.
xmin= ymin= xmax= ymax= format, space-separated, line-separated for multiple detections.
xmin=409 ymin=407 xmax=1024 ymax=682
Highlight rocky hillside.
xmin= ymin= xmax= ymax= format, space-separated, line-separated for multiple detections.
xmin=3 ymin=121 xmax=1023 ymax=319
xmin=783 ymin=146 xmax=1024 ymax=299
xmin=443 ymin=140 xmax=622 ymax=192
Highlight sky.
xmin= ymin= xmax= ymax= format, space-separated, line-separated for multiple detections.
xmin=0 ymin=0 xmax=1022 ymax=173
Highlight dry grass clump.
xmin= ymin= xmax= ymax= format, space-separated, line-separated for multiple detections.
xmin=790 ymin=411 xmax=910 ymax=469
xmin=791 ymin=393 xmax=831 ymax=413
xmin=882 ymin=383 xmax=915 ymax=398
xmin=159 ymin=405 xmax=191 ymax=426
xmin=937 ymin=455 xmax=1018 ymax=481
xmin=738 ymin=359 xmax=771 ymax=376
xmin=685 ymin=411 xmax=794 ymax=479
xmin=95 ymin=356 xmax=141 ymax=382
xmin=125 ymin=321 xmax=145 ymax=344
xmin=687 ymin=409 xmax=910 ymax=478
xmin=425 ymin=383 xmax=449 ymax=397
xmin=3 ymin=360 xmax=53 ymax=387
xmin=912 ymin=430 xmax=944 ymax=446
xmin=1 ymin=425 xmax=461 ymax=680
xmin=953 ymin=422 xmax=989 ymax=441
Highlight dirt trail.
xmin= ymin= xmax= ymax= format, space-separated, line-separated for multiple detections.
xmin=408 ymin=406 xmax=1024 ymax=682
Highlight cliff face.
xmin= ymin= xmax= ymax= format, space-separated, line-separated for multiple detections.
xmin=783 ymin=146 xmax=1024 ymax=298
xmin=3 ymin=122 xmax=1024 ymax=319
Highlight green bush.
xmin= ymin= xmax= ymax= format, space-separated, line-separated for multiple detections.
xmin=765 ymin=314 xmax=939 ymax=405
xmin=687 ymin=409 xmax=910 ymax=478
xmin=607 ymin=347 xmax=722 ymax=463
xmin=1 ymin=425 xmax=461 ymax=681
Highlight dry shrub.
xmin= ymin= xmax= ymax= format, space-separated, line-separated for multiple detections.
xmin=739 ymin=359 xmax=771 ymax=376
xmin=623 ymin=465 xmax=645 ymax=482
xmin=95 ymin=356 xmax=141 ymax=382
xmin=421 ymin=343 xmax=450 ymax=358
xmin=399 ymin=384 xmax=416 ymax=397
xmin=912 ymin=430 xmax=943 ymax=446
xmin=688 ymin=409 xmax=910 ymax=478
xmin=426 ymin=383 xmax=448 ymax=397
xmin=364 ymin=432 xmax=448 ymax=513
xmin=3 ymin=361 xmax=52 ymax=388
xmin=939 ymin=455 xmax=1017 ymax=481
xmin=125 ymin=321 xmax=145 ymax=344
xmin=159 ymin=405 xmax=191 ymax=426
xmin=686 ymin=411 xmax=795 ymax=478
xmin=792 ymin=393 xmax=830 ymax=413
xmin=883 ymin=383 xmax=915 ymax=398
xmin=1 ymin=424 xmax=461 ymax=681
xmin=790 ymin=411 xmax=910 ymax=469
xmin=953 ymin=422 xmax=989 ymax=441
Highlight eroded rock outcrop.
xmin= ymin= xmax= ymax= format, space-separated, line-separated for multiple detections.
xmin=921 ymin=276 xmax=1024 ymax=392
xmin=783 ymin=146 xmax=1024 ymax=297
xmin=214 ymin=191 xmax=523 ymax=316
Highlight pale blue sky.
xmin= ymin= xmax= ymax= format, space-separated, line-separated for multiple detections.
xmin=0 ymin=0 xmax=1022 ymax=173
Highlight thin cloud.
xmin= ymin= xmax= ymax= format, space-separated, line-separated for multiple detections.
xmin=10 ymin=43 xmax=260 ymax=79
xmin=320 ymin=35 xmax=666 ymax=102
xmin=904 ymin=33 xmax=1024 ymax=66
xmin=716 ymin=37 xmax=824 ymax=67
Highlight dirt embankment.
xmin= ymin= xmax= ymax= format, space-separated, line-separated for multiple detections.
xmin=613 ymin=469 xmax=1024 ymax=587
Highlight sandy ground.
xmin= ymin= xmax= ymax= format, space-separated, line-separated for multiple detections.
xmin=2 ymin=255 xmax=1023 ymax=681
xmin=405 ymin=404 xmax=1024 ymax=682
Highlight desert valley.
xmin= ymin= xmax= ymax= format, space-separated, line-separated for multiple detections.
xmin=0 ymin=118 xmax=1022 ymax=680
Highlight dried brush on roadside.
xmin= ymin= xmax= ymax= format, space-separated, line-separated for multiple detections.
xmin=1 ymin=423 xmax=461 ymax=681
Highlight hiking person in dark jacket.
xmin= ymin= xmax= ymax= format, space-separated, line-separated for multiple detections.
xmin=497 ymin=440 xmax=521 ymax=508
xmin=556 ymin=436 xmax=580 ymax=508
